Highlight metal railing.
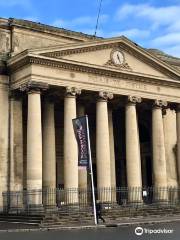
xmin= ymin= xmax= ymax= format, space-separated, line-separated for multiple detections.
xmin=1 ymin=187 xmax=180 ymax=215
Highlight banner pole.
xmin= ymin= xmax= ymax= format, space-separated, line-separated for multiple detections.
xmin=85 ymin=115 xmax=97 ymax=225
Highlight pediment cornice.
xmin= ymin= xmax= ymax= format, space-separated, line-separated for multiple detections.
xmin=8 ymin=54 xmax=180 ymax=88
xmin=41 ymin=42 xmax=118 ymax=58
xmin=34 ymin=37 xmax=180 ymax=79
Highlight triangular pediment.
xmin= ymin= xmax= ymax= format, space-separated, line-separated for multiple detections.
xmin=29 ymin=36 xmax=180 ymax=80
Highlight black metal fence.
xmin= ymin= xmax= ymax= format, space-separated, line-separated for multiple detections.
xmin=1 ymin=187 xmax=180 ymax=215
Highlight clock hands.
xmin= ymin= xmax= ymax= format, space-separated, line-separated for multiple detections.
xmin=117 ymin=53 xmax=121 ymax=63
xmin=112 ymin=50 xmax=124 ymax=65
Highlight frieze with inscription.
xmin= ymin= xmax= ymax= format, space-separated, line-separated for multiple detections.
xmin=88 ymin=75 xmax=150 ymax=91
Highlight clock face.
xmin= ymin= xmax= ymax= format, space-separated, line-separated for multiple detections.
xmin=112 ymin=50 xmax=124 ymax=65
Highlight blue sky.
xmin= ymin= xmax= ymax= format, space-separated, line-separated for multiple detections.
xmin=0 ymin=0 xmax=180 ymax=57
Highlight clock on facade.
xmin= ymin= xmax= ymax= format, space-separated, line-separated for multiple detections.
xmin=111 ymin=49 xmax=125 ymax=65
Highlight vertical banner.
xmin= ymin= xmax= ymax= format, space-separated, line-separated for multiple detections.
xmin=72 ymin=115 xmax=97 ymax=225
xmin=72 ymin=116 xmax=89 ymax=168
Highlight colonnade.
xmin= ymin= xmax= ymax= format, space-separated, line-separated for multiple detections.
xmin=8 ymin=85 xmax=180 ymax=206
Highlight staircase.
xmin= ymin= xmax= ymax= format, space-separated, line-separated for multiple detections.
xmin=40 ymin=210 xmax=94 ymax=228
xmin=0 ymin=214 xmax=43 ymax=225
xmin=1 ymin=205 xmax=180 ymax=228
xmin=101 ymin=205 xmax=180 ymax=223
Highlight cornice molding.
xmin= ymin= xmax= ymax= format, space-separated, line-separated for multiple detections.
xmin=41 ymin=43 xmax=118 ymax=58
xmin=40 ymin=41 xmax=180 ymax=79
xmin=8 ymin=18 xmax=98 ymax=42
xmin=8 ymin=55 xmax=180 ymax=89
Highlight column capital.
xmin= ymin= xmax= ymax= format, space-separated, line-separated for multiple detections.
xmin=65 ymin=86 xmax=81 ymax=97
xmin=127 ymin=95 xmax=141 ymax=105
xmin=19 ymin=81 xmax=49 ymax=93
xmin=98 ymin=91 xmax=113 ymax=101
xmin=153 ymin=99 xmax=168 ymax=109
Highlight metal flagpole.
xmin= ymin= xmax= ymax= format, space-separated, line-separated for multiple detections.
xmin=85 ymin=115 xmax=97 ymax=225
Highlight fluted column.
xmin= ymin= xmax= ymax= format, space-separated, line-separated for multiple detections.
xmin=126 ymin=96 xmax=142 ymax=203
xmin=96 ymin=91 xmax=113 ymax=202
xmin=108 ymin=107 xmax=116 ymax=202
xmin=42 ymin=98 xmax=56 ymax=207
xmin=64 ymin=87 xmax=81 ymax=204
xmin=152 ymin=100 xmax=168 ymax=202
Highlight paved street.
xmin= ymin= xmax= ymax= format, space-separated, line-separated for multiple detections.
xmin=0 ymin=222 xmax=179 ymax=240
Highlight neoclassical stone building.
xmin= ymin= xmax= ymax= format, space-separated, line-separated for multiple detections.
xmin=1 ymin=18 xmax=180 ymax=208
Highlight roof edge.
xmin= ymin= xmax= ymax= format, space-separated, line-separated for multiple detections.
xmin=8 ymin=17 xmax=101 ymax=41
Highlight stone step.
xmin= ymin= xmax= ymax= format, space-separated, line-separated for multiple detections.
xmin=1 ymin=206 xmax=179 ymax=226
xmin=0 ymin=215 xmax=43 ymax=219
xmin=41 ymin=221 xmax=94 ymax=228
xmin=0 ymin=214 xmax=44 ymax=224
xmin=40 ymin=212 xmax=94 ymax=227
xmin=0 ymin=218 xmax=41 ymax=224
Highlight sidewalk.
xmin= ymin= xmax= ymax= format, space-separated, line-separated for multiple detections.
xmin=1 ymin=214 xmax=180 ymax=232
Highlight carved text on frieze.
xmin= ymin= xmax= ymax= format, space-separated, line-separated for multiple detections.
xmin=88 ymin=75 xmax=148 ymax=91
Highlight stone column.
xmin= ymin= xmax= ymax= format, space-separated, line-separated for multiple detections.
xmin=125 ymin=96 xmax=142 ymax=203
xmin=176 ymin=104 xmax=180 ymax=187
xmin=96 ymin=91 xmax=113 ymax=202
xmin=77 ymin=103 xmax=88 ymax=203
xmin=163 ymin=108 xmax=178 ymax=202
xmin=27 ymin=88 xmax=43 ymax=207
xmin=152 ymin=100 xmax=168 ymax=202
xmin=64 ymin=87 xmax=81 ymax=204
xmin=0 ymin=77 xmax=9 ymax=211
xmin=9 ymin=95 xmax=24 ymax=210
xmin=108 ymin=107 xmax=116 ymax=202
xmin=42 ymin=98 xmax=56 ymax=207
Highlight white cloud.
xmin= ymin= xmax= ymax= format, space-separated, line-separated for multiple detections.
xmin=0 ymin=0 xmax=31 ymax=7
xmin=116 ymin=3 xmax=180 ymax=29
xmin=115 ymin=3 xmax=180 ymax=58
xmin=107 ymin=28 xmax=150 ymax=39
xmin=167 ymin=21 xmax=180 ymax=32
xmin=152 ymin=33 xmax=180 ymax=47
